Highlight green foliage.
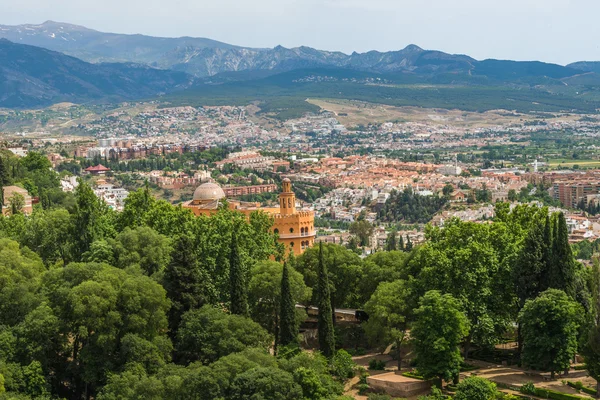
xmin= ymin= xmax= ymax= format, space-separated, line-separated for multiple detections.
xmin=247 ymin=260 xmax=310 ymax=346
xmin=519 ymin=289 xmax=582 ymax=376
xmin=229 ymin=367 xmax=303 ymax=400
xmin=163 ymin=233 xmax=217 ymax=336
xmin=411 ymin=290 xmax=469 ymax=382
xmin=176 ymin=305 xmax=271 ymax=365
xmin=453 ymin=377 xmax=497 ymax=400
xmin=364 ymin=279 xmax=414 ymax=368
xmin=229 ymin=230 xmax=249 ymax=316
xmin=378 ymin=187 xmax=447 ymax=224
xmin=330 ymin=350 xmax=355 ymax=382
xmin=368 ymin=359 xmax=386 ymax=371
xmin=279 ymin=262 xmax=301 ymax=348
xmin=296 ymin=243 xmax=362 ymax=309
xmin=317 ymin=243 xmax=335 ymax=358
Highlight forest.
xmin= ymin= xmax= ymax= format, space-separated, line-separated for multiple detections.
xmin=0 ymin=151 xmax=599 ymax=399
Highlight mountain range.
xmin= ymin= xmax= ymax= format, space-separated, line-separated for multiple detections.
xmin=2 ymin=20 xmax=600 ymax=112
xmin=2 ymin=20 xmax=598 ymax=79
xmin=0 ymin=38 xmax=193 ymax=108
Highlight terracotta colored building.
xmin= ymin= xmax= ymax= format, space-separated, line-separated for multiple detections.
xmin=182 ymin=179 xmax=315 ymax=255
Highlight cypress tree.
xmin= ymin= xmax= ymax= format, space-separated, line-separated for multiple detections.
xmin=398 ymin=235 xmax=404 ymax=251
xmin=386 ymin=230 xmax=397 ymax=251
xmin=0 ymin=156 xmax=5 ymax=211
xmin=229 ymin=230 xmax=249 ymax=316
xmin=405 ymin=235 xmax=413 ymax=251
xmin=317 ymin=242 xmax=335 ymax=357
xmin=279 ymin=262 xmax=298 ymax=348
xmin=514 ymin=219 xmax=545 ymax=354
xmin=540 ymin=214 xmax=553 ymax=292
xmin=550 ymin=212 xmax=576 ymax=297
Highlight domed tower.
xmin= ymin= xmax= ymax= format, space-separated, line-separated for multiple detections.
xmin=279 ymin=178 xmax=296 ymax=215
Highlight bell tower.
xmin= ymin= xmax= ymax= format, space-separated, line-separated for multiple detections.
xmin=279 ymin=178 xmax=296 ymax=215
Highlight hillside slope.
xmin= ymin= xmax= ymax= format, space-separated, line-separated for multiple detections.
xmin=0 ymin=39 xmax=194 ymax=108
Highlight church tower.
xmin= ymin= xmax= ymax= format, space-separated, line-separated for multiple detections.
xmin=279 ymin=178 xmax=296 ymax=215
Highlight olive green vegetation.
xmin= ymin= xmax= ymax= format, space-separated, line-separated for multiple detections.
xmin=164 ymin=68 xmax=600 ymax=119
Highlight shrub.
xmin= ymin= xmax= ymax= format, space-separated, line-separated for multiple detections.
xmin=357 ymin=383 xmax=369 ymax=395
xmin=367 ymin=394 xmax=391 ymax=400
xmin=368 ymin=359 xmax=386 ymax=371
xmin=402 ymin=370 xmax=425 ymax=380
xmin=520 ymin=382 xmax=536 ymax=396
xmin=330 ymin=350 xmax=355 ymax=381
xmin=453 ymin=377 xmax=496 ymax=400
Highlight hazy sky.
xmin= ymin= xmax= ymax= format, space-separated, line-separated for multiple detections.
xmin=2 ymin=0 xmax=599 ymax=65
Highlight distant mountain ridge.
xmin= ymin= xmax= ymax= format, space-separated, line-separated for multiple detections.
xmin=0 ymin=20 xmax=592 ymax=80
xmin=0 ymin=38 xmax=193 ymax=108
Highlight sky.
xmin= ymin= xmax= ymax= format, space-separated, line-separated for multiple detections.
xmin=1 ymin=0 xmax=599 ymax=65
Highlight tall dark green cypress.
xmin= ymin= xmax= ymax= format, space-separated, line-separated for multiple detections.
xmin=0 ymin=156 xmax=5 ymax=210
xmin=514 ymin=219 xmax=545 ymax=355
xmin=550 ymin=212 xmax=576 ymax=297
xmin=229 ymin=230 xmax=248 ymax=316
xmin=398 ymin=235 xmax=404 ymax=251
xmin=279 ymin=262 xmax=298 ymax=348
xmin=317 ymin=242 xmax=335 ymax=357
xmin=386 ymin=230 xmax=397 ymax=251
xmin=540 ymin=214 xmax=553 ymax=292
xmin=405 ymin=235 xmax=413 ymax=251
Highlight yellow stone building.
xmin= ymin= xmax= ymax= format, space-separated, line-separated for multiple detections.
xmin=182 ymin=179 xmax=315 ymax=255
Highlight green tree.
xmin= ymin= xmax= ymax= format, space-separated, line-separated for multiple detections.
xmin=581 ymin=261 xmax=600 ymax=397
xmin=513 ymin=219 xmax=546 ymax=353
xmin=411 ymin=290 xmax=469 ymax=383
xmin=385 ymin=230 xmax=397 ymax=251
xmin=112 ymin=226 xmax=172 ymax=276
xmin=519 ymin=289 xmax=582 ymax=378
xmin=413 ymin=219 xmax=514 ymax=357
xmin=248 ymin=260 xmax=310 ymax=351
xmin=8 ymin=193 xmax=24 ymax=216
xmin=176 ymin=306 xmax=271 ymax=365
xmin=229 ymin=230 xmax=249 ymax=316
xmin=296 ymin=243 xmax=362 ymax=310
xmin=442 ymin=184 xmax=454 ymax=197
xmin=358 ymin=251 xmax=409 ymax=305
xmin=453 ymin=376 xmax=497 ymax=400
xmin=363 ymin=279 xmax=415 ymax=369
xmin=349 ymin=220 xmax=373 ymax=247
xmin=550 ymin=213 xmax=576 ymax=297
xmin=229 ymin=367 xmax=302 ymax=400
xmin=280 ymin=262 xmax=300 ymax=349
xmin=508 ymin=189 xmax=517 ymax=202
xmin=72 ymin=179 xmax=115 ymax=257
xmin=163 ymin=234 xmax=217 ymax=336
xmin=0 ymin=239 xmax=45 ymax=327
xmin=317 ymin=243 xmax=335 ymax=358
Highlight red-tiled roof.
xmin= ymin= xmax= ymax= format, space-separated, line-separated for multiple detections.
xmin=85 ymin=164 xmax=111 ymax=172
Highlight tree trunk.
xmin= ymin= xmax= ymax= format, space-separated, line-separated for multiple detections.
xmin=464 ymin=334 xmax=472 ymax=360
xmin=551 ymin=371 xmax=555 ymax=379
xmin=274 ymin=313 xmax=279 ymax=355
xmin=517 ymin=322 xmax=523 ymax=357
xmin=396 ymin=339 xmax=402 ymax=370
xmin=595 ymin=380 xmax=599 ymax=399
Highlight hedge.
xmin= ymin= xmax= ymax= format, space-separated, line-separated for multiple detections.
xmin=566 ymin=381 xmax=597 ymax=397
xmin=497 ymin=381 xmax=590 ymax=400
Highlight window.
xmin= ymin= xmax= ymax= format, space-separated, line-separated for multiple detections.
xmin=274 ymin=228 xmax=279 ymax=235
xmin=289 ymin=228 xmax=294 ymax=233
xmin=290 ymin=242 xmax=294 ymax=247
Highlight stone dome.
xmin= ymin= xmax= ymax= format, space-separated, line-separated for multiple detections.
xmin=193 ymin=182 xmax=226 ymax=203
